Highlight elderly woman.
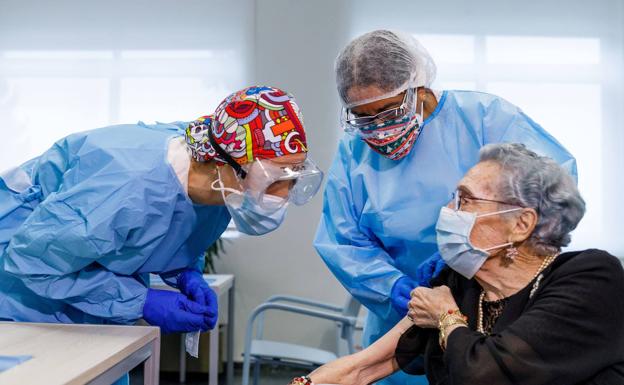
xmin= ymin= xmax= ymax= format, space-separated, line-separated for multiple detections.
xmin=293 ymin=143 xmax=624 ymax=385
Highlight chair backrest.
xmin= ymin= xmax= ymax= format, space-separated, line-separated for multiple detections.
xmin=341 ymin=295 xmax=362 ymax=318
xmin=335 ymin=295 xmax=362 ymax=356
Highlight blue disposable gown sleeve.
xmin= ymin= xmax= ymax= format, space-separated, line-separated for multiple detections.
xmin=159 ymin=270 xmax=182 ymax=288
xmin=3 ymin=177 xmax=149 ymax=324
xmin=481 ymin=96 xmax=578 ymax=182
xmin=314 ymin=139 xmax=404 ymax=322
xmin=194 ymin=252 xmax=206 ymax=273
xmin=158 ymin=253 xmax=204 ymax=288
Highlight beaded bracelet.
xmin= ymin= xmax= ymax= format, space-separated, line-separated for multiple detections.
xmin=290 ymin=375 xmax=313 ymax=385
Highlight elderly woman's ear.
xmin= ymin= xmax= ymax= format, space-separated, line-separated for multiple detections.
xmin=509 ymin=208 xmax=538 ymax=244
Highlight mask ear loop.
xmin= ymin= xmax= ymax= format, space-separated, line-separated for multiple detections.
xmin=475 ymin=207 xmax=524 ymax=253
xmin=210 ymin=168 xmax=243 ymax=196
xmin=482 ymin=241 xmax=514 ymax=253
xmin=476 ymin=207 xmax=523 ymax=218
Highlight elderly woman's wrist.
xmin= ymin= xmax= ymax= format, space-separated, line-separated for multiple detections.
xmin=442 ymin=323 xmax=467 ymax=348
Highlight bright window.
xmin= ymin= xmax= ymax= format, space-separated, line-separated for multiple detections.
xmin=411 ymin=33 xmax=613 ymax=253
xmin=0 ymin=49 xmax=243 ymax=166
xmin=486 ymin=36 xmax=600 ymax=65
xmin=0 ymin=77 xmax=110 ymax=167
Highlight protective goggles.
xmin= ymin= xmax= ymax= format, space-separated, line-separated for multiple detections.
xmin=341 ymin=88 xmax=418 ymax=140
xmin=209 ymin=133 xmax=324 ymax=206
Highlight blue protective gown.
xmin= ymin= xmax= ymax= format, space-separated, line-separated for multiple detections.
xmin=0 ymin=122 xmax=230 ymax=325
xmin=314 ymin=90 xmax=577 ymax=385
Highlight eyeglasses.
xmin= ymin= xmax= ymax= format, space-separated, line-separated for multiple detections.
xmin=450 ymin=189 xmax=519 ymax=211
xmin=341 ymin=88 xmax=415 ymax=131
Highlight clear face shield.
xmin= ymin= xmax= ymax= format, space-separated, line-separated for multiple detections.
xmin=340 ymin=88 xmax=420 ymax=140
xmin=236 ymin=157 xmax=324 ymax=207
xmin=208 ymin=130 xmax=323 ymax=208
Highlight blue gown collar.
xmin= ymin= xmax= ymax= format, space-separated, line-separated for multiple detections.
xmin=422 ymin=90 xmax=448 ymax=126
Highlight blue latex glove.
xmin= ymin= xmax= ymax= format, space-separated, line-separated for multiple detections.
xmin=415 ymin=252 xmax=447 ymax=288
xmin=177 ymin=269 xmax=219 ymax=326
xmin=390 ymin=276 xmax=418 ymax=316
xmin=143 ymin=288 xmax=216 ymax=334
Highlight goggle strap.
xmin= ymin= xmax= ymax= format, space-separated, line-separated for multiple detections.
xmin=208 ymin=130 xmax=248 ymax=179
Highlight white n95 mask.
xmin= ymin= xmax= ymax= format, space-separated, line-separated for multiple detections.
xmin=211 ymin=176 xmax=288 ymax=236
xmin=435 ymin=206 xmax=522 ymax=279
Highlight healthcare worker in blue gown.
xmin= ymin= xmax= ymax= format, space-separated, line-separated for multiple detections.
xmin=314 ymin=30 xmax=577 ymax=385
xmin=0 ymin=86 xmax=323 ymax=372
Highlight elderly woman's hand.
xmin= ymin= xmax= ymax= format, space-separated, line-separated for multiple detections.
xmin=408 ymin=286 xmax=458 ymax=328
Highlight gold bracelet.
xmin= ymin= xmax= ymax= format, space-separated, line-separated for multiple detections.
xmin=438 ymin=309 xmax=468 ymax=351
xmin=438 ymin=309 xmax=467 ymax=328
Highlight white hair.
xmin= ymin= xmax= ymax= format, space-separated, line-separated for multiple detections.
xmin=479 ymin=143 xmax=586 ymax=256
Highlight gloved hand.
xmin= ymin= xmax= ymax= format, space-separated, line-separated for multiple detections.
xmin=415 ymin=252 xmax=447 ymax=288
xmin=390 ymin=276 xmax=418 ymax=316
xmin=177 ymin=269 xmax=219 ymax=320
xmin=143 ymin=288 xmax=217 ymax=334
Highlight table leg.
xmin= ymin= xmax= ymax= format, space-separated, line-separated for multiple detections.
xmin=144 ymin=337 xmax=160 ymax=385
xmin=179 ymin=334 xmax=186 ymax=383
xmin=209 ymin=325 xmax=219 ymax=385
xmin=227 ymin=279 xmax=235 ymax=385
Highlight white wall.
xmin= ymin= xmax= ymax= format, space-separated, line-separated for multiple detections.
xmin=214 ymin=0 xmax=354 ymax=357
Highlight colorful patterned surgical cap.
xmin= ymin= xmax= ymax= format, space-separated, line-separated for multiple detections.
xmin=185 ymin=86 xmax=308 ymax=165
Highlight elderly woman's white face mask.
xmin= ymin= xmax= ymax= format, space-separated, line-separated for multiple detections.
xmin=436 ymin=205 xmax=523 ymax=279
xmin=435 ymin=163 xmax=524 ymax=279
